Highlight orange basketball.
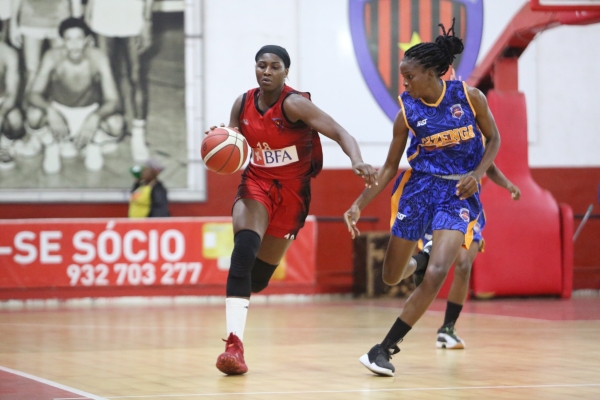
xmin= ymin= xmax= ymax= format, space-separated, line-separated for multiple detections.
xmin=201 ymin=127 xmax=248 ymax=174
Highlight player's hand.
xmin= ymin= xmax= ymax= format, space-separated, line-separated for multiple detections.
xmin=46 ymin=107 xmax=69 ymax=139
xmin=352 ymin=161 xmax=378 ymax=188
xmin=509 ymin=184 xmax=521 ymax=200
xmin=204 ymin=123 xmax=240 ymax=135
xmin=204 ymin=123 xmax=224 ymax=135
xmin=456 ymin=174 xmax=479 ymax=200
xmin=9 ymin=21 xmax=22 ymax=49
xmin=75 ymin=113 xmax=101 ymax=149
xmin=344 ymin=204 xmax=361 ymax=239
xmin=137 ymin=20 xmax=153 ymax=54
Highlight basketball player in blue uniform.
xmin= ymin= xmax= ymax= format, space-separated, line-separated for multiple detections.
xmin=409 ymin=162 xmax=520 ymax=350
xmin=344 ymin=21 xmax=501 ymax=377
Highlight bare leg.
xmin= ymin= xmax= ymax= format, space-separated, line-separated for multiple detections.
xmin=447 ymin=241 xmax=479 ymax=305
xmin=381 ymin=236 xmax=417 ymax=285
xmin=399 ymin=229 xmax=464 ymax=326
xmin=22 ymin=36 xmax=44 ymax=92
xmin=124 ymin=37 xmax=148 ymax=120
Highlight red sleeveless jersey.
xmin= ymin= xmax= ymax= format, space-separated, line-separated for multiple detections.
xmin=238 ymin=84 xmax=323 ymax=181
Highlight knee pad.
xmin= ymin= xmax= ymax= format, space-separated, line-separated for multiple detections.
xmin=251 ymin=258 xmax=278 ymax=293
xmin=226 ymin=229 xmax=261 ymax=297
xmin=3 ymin=124 xmax=25 ymax=140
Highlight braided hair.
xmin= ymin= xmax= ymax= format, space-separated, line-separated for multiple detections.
xmin=403 ymin=19 xmax=464 ymax=77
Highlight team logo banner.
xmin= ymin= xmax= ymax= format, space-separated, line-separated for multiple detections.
xmin=349 ymin=0 xmax=483 ymax=121
xmin=0 ymin=217 xmax=316 ymax=295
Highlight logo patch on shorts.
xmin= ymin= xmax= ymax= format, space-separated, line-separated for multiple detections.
xmin=459 ymin=208 xmax=470 ymax=222
xmin=397 ymin=212 xmax=406 ymax=221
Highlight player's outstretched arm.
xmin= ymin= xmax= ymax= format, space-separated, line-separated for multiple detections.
xmin=343 ymin=109 xmax=409 ymax=238
xmin=485 ymin=163 xmax=521 ymax=200
xmin=455 ymin=86 xmax=501 ymax=200
xmin=283 ymin=94 xmax=377 ymax=187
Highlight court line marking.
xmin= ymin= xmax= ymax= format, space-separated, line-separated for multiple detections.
xmin=0 ymin=366 xmax=107 ymax=400
xmin=358 ymin=305 xmax=598 ymax=322
xmin=53 ymin=383 xmax=600 ymax=399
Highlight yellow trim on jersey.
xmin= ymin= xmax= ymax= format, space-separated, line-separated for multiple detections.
xmin=398 ymin=96 xmax=412 ymax=131
xmin=420 ymin=80 xmax=446 ymax=107
xmin=390 ymin=169 xmax=413 ymax=228
xmin=463 ymin=215 xmax=479 ymax=250
xmin=463 ymin=81 xmax=476 ymax=117
xmin=407 ymin=146 xmax=420 ymax=161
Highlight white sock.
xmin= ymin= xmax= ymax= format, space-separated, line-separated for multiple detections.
xmin=132 ymin=119 xmax=146 ymax=129
xmin=226 ymin=297 xmax=249 ymax=341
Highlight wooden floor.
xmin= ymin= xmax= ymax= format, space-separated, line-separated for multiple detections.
xmin=1 ymin=295 xmax=600 ymax=399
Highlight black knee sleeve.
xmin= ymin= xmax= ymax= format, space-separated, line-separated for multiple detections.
xmin=251 ymin=258 xmax=278 ymax=293
xmin=3 ymin=123 xmax=25 ymax=140
xmin=226 ymin=229 xmax=261 ymax=297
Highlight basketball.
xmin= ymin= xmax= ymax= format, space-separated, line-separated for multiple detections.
xmin=201 ymin=127 xmax=249 ymax=174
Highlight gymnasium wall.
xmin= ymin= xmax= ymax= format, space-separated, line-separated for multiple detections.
xmin=1 ymin=0 xmax=599 ymax=292
xmin=203 ymin=0 xmax=600 ymax=169
xmin=1 ymin=167 xmax=598 ymax=290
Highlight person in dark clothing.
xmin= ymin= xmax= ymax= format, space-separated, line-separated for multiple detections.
xmin=128 ymin=158 xmax=169 ymax=218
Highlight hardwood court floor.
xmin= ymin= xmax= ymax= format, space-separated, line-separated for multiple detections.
xmin=1 ymin=296 xmax=600 ymax=399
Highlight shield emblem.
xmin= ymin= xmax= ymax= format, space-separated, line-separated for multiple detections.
xmin=450 ymin=103 xmax=464 ymax=119
xmin=349 ymin=0 xmax=483 ymax=121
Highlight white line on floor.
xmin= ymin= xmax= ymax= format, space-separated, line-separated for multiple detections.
xmin=0 ymin=366 xmax=107 ymax=400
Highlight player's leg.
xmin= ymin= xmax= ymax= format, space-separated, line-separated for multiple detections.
xmin=217 ymin=194 xmax=270 ymax=375
xmin=0 ymin=108 xmax=24 ymax=170
xmin=96 ymin=35 xmax=120 ymax=73
xmin=124 ymin=36 xmax=149 ymax=162
xmin=361 ymin=230 xmax=463 ymax=377
xmin=250 ymin=234 xmax=292 ymax=293
xmin=22 ymin=35 xmax=44 ymax=91
xmin=436 ymin=241 xmax=479 ymax=349
xmin=360 ymin=170 xmax=432 ymax=377
xmin=26 ymin=106 xmax=61 ymax=173
xmin=249 ymin=179 xmax=309 ymax=294
xmin=407 ymin=239 xmax=433 ymax=286
xmin=98 ymin=113 xmax=124 ymax=154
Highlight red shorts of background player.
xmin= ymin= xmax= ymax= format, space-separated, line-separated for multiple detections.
xmin=234 ymin=169 xmax=311 ymax=239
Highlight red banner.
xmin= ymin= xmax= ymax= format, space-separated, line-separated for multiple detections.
xmin=0 ymin=217 xmax=316 ymax=291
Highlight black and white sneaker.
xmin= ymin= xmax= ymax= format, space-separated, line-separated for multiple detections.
xmin=359 ymin=343 xmax=400 ymax=377
xmin=413 ymin=241 xmax=432 ymax=287
xmin=436 ymin=323 xmax=465 ymax=349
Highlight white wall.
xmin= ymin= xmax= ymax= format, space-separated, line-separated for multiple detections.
xmin=203 ymin=0 xmax=600 ymax=169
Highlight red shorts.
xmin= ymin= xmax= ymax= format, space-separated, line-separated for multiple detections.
xmin=235 ymin=170 xmax=311 ymax=239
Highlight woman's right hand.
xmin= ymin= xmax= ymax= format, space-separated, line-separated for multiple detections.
xmin=204 ymin=123 xmax=240 ymax=135
xmin=344 ymin=204 xmax=361 ymax=239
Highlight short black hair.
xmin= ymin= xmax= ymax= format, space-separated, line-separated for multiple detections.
xmin=59 ymin=17 xmax=92 ymax=38
xmin=403 ymin=19 xmax=464 ymax=77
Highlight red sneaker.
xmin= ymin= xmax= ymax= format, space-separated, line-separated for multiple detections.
xmin=216 ymin=333 xmax=248 ymax=375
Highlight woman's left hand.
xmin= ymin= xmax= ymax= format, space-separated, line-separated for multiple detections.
xmin=456 ymin=174 xmax=479 ymax=200
xmin=509 ymin=184 xmax=521 ymax=200
xmin=352 ymin=162 xmax=378 ymax=188
xmin=343 ymin=204 xmax=362 ymax=239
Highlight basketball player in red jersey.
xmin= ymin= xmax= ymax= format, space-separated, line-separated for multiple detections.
xmin=209 ymin=45 xmax=377 ymax=375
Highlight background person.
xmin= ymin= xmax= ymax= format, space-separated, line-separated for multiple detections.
xmin=27 ymin=17 xmax=123 ymax=174
xmin=128 ymin=158 xmax=169 ymax=218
